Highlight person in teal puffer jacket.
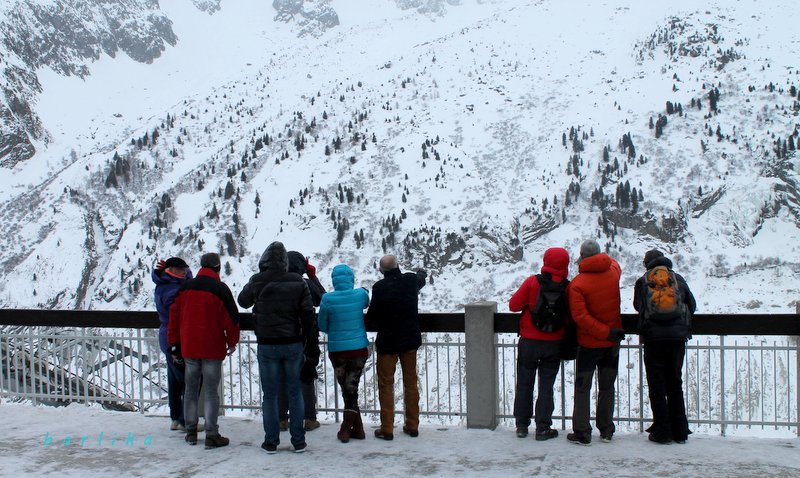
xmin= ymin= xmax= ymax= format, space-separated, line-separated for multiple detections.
xmin=317 ymin=264 xmax=370 ymax=443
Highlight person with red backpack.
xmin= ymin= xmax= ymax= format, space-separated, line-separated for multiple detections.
xmin=508 ymin=247 xmax=570 ymax=441
xmin=634 ymin=249 xmax=696 ymax=444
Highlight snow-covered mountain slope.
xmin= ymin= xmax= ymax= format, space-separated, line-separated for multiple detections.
xmin=0 ymin=0 xmax=798 ymax=314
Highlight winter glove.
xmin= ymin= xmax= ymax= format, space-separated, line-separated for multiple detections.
xmin=169 ymin=344 xmax=184 ymax=365
xmin=305 ymin=261 xmax=317 ymax=279
xmin=300 ymin=360 xmax=318 ymax=383
xmin=606 ymin=328 xmax=625 ymax=343
xmin=155 ymin=260 xmax=166 ymax=273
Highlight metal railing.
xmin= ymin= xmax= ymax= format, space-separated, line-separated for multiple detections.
xmin=1 ymin=308 xmax=798 ymax=436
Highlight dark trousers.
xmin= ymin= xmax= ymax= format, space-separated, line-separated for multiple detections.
xmin=330 ymin=355 xmax=368 ymax=410
xmin=278 ymin=369 xmax=317 ymax=421
xmin=572 ymin=345 xmax=619 ymax=438
xmin=165 ymin=352 xmax=185 ymax=425
xmin=513 ymin=338 xmax=561 ymax=432
xmin=644 ymin=340 xmax=689 ymax=441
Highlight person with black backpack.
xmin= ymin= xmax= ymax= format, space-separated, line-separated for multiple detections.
xmin=508 ymin=247 xmax=571 ymax=441
xmin=634 ymin=249 xmax=696 ymax=445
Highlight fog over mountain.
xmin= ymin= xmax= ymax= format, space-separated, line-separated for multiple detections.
xmin=0 ymin=0 xmax=798 ymax=314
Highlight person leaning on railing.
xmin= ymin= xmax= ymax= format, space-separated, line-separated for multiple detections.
xmin=566 ymin=239 xmax=624 ymax=446
xmin=366 ymin=254 xmax=427 ymax=441
xmin=151 ymin=256 xmax=193 ymax=433
xmin=317 ymin=264 xmax=370 ymax=443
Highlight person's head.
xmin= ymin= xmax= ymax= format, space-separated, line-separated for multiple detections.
xmin=200 ymin=253 xmax=221 ymax=273
xmin=264 ymin=241 xmax=289 ymax=272
xmin=331 ymin=264 xmax=355 ymax=291
xmin=577 ymin=239 xmax=601 ymax=264
xmin=379 ymin=254 xmax=398 ymax=273
xmin=287 ymin=250 xmax=308 ymax=275
xmin=643 ymin=249 xmax=664 ymax=269
xmin=164 ymin=257 xmax=189 ymax=278
xmin=541 ymin=247 xmax=569 ymax=277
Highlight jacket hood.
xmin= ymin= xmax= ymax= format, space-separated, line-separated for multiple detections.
xmin=541 ymin=247 xmax=569 ymax=279
xmin=578 ymin=253 xmax=613 ymax=273
xmin=259 ymin=241 xmax=288 ymax=272
xmin=196 ymin=267 xmax=220 ymax=280
xmin=331 ymin=264 xmax=355 ymax=291
xmin=287 ymin=251 xmax=307 ymax=275
xmin=646 ymin=255 xmax=673 ymax=270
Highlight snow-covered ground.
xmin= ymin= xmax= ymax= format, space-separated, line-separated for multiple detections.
xmin=1 ymin=400 xmax=799 ymax=477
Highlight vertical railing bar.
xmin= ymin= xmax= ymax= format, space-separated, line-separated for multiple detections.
xmin=773 ymin=340 xmax=778 ymax=430
xmin=137 ymin=329 xmax=145 ymax=413
xmin=720 ymin=336 xmax=726 ymax=436
xmin=734 ymin=339 xmax=739 ymax=428
xmin=760 ymin=343 xmax=765 ymax=430
xmin=560 ymin=361 xmax=566 ymax=430
xmin=747 ymin=344 xmax=752 ymax=426
xmin=639 ymin=340 xmax=644 ymax=432
xmin=83 ymin=328 xmax=90 ymax=407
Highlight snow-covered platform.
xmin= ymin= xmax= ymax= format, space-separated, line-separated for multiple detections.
xmin=2 ymin=402 xmax=799 ymax=478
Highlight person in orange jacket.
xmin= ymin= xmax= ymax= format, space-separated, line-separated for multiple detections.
xmin=566 ymin=240 xmax=624 ymax=445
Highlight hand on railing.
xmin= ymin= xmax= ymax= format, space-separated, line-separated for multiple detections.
xmin=226 ymin=345 xmax=236 ymax=356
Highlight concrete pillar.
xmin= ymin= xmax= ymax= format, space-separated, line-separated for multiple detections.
xmin=464 ymin=301 xmax=498 ymax=429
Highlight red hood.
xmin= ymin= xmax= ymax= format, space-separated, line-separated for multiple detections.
xmin=196 ymin=267 xmax=221 ymax=280
xmin=578 ymin=253 xmax=612 ymax=273
xmin=541 ymin=247 xmax=569 ymax=280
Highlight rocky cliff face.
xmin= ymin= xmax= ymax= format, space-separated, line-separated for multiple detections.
xmin=0 ymin=0 xmax=177 ymax=166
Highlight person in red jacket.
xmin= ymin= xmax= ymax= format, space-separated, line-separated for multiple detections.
xmin=508 ymin=247 xmax=570 ymax=441
xmin=168 ymin=253 xmax=240 ymax=449
xmin=566 ymin=240 xmax=624 ymax=445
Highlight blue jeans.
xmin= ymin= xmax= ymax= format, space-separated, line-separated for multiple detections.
xmin=258 ymin=342 xmax=305 ymax=446
xmin=184 ymin=359 xmax=222 ymax=434
xmin=165 ymin=352 xmax=186 ymax=425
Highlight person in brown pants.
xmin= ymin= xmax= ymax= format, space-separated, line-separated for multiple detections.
xmin=366 ymin=255 xmax=427 ymax=440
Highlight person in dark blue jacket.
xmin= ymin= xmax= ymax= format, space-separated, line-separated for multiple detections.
xmin=151 ymin=256 xmax=193 ymax=431
xmin=318 ymin=264 xmax=370 ymax=443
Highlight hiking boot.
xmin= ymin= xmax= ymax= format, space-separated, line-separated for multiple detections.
xmin=516 ymin=427 xmax=528 ymax=438
xmin=185 ymin=430 xmax=198 ymax=445
xmin=402 ymin=426 xmax=419 ymax=438
xmin=600 ymin=433 xmax=613 ymax=443
xmin=648 ymin=433 xmax=672 ymax=444
xmin=279 ymin=419 xmax=289 ymax=431
xmin=304 ymin=419 xmax=321 ymax=431
xmin=535 ymin=428 xmax=558 ymax=441
xmin=293 ymin=442 xmax=307 ymax=453
xmin=374 ymin=429 xmax=394 ymax=441
xmin=170 ymin=420 xmax=186 ymax=432
xmin=261 ymin=442 xmax=277 ymax=454
xmin=566 ymin=432 xmax=590 ymax=445
xmin=351 ymin=411 xmax=366 ymax=440
xmin=205 ymin=433 xmax=230 ymax=449
xmin=673 ymin=439 xmax=687 ymax=444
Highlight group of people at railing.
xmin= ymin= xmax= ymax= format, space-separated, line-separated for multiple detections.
xmin=508 ymin=241 xmax=696 ymax=445
xmin=153 ymin=237 xmax=696 ymax=454
xmin=153 ymin=242 xmax=426 ymax=453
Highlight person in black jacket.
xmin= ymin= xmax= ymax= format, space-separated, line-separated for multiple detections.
xmin=238 ymin=241 xmax=320 ymax=454
xmin=366 ymin=255 xmax=426 ymax=440
xmin=633 ymin=249 xmax=697 ymax=445
xmin=276 ymin=250 xmax=326 ymax=432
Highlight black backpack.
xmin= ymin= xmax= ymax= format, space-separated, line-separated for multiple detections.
xmin=529 ymin=273 xmax=570 ymax=333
